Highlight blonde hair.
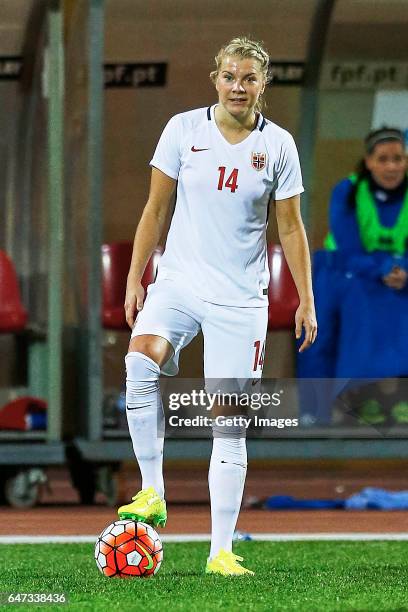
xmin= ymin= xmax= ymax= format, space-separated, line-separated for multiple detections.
xmin=210 ymin=37 xmax=271 ymax=112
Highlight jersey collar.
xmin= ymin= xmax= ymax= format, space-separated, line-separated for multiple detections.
xmin=208 ymin=104 xmax=266 ymax=131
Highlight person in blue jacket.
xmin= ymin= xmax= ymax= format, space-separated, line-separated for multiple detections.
xmin=325 ymin=127 xmax=408 ymax=287
xmin=298 ymin=127 xmax=408 ymax=423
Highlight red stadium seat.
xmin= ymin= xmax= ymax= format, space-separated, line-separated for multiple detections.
xmin=102 ymin=242 xmax=163 ymax=330
xmin=102 ymin=242 xmax=297 ymax=331
xmin=0 ymin=250 xmax=28 ymax=332
xmin=267 ymin=244 xmax=299 ymax=330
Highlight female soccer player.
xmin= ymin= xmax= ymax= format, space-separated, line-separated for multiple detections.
xmin=326 ymin=127 xmax=408 ymax=290
xmin=298 ymin=127 xmax=407 ymax=425
xmin=300 ymin=127 xmax=408 ymax=380
xmin=118 ymin=37 xmax=317 ymax=575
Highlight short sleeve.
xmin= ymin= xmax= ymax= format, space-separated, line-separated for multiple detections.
xmin=149 ymin=115 xmax=182 ymax=180
xmin=274 ymin=134 xmax=304 ymax=200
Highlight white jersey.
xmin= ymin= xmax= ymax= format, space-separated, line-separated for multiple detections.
xmin=150 ymin=104 xmax=304 ymax=306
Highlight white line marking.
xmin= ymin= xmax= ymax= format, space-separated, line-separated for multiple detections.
xmin=0 ymin=533 xmax=408 ymax=544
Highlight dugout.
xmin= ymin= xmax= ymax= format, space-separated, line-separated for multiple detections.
xmin=0 ymin=1 xmax=66 ymax=506
xmin=1 ymin=0 xmax=408 ymax=507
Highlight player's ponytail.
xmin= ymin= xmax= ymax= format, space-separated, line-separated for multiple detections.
xmin=210 ymin=36 xmax=271 ymax=113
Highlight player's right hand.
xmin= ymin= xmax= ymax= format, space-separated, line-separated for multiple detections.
xmin=124 ymin=281 xmax=145 ymax=328
xmin=382 ymin=266 xmax=408 ymax=290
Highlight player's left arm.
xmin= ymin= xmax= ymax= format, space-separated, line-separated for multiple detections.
xmin=275 ymin=195 xmax=317 ymax=352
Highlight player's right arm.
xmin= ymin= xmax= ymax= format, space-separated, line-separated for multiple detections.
xmin=125 ymin=167 xmax=176 ymax=328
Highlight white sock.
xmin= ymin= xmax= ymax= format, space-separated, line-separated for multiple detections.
xmin=125 ymin=351 xmax=165 ymax=499
xmin=208 ymin=436 xmax=247 ymax=559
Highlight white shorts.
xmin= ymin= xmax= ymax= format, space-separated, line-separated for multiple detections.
xmin=131 ymin=278 xmax=268 ymax=380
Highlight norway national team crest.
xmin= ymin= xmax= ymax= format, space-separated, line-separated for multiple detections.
xmin=251 ymin=152 xmax=266 ymax=171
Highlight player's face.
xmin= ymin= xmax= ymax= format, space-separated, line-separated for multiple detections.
xmin=365 ymin=141 xmax=407 ymax=190
xmin=215 ymin=56 xmax=265 ymax=118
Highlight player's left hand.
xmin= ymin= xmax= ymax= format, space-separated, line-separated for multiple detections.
xmin=295 ymin=301 xmax=317 ymax=353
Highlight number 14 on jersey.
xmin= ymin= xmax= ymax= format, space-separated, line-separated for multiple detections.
xmin=217 ymin=167 xmax=239 ymax=193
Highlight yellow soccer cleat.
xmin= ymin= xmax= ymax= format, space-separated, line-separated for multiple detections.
xmin=117 ymin=486 xmax=167 ymax=528
xmin=205 ymin=549 xmax=254 ymax=576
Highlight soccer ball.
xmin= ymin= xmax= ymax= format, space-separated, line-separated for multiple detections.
xmin=95 ymin=520 xmax=163 ymax=578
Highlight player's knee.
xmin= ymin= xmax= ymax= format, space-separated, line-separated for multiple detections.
xmin=125 ymin=351 xmax=160 ymax=411
xmin=212 ymin=416 xmax=247 ymax=439
xmin=129 ymin=335 xmax=172 ymax=367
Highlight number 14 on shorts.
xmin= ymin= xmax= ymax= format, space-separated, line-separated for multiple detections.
xmin=253 ymin=340 xmax=265 ymax=371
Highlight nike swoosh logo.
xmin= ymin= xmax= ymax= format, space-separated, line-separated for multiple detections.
xmin=221 ymin=460 xmax=246 ymax=467
xmin=136 ymin=541 xmax=154 ymax=570
xmin=191 ymin=146 xmax=210 ymax=152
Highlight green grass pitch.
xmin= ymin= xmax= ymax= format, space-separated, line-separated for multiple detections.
xmin=1 ymin=541 xmax=408 ymax=611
